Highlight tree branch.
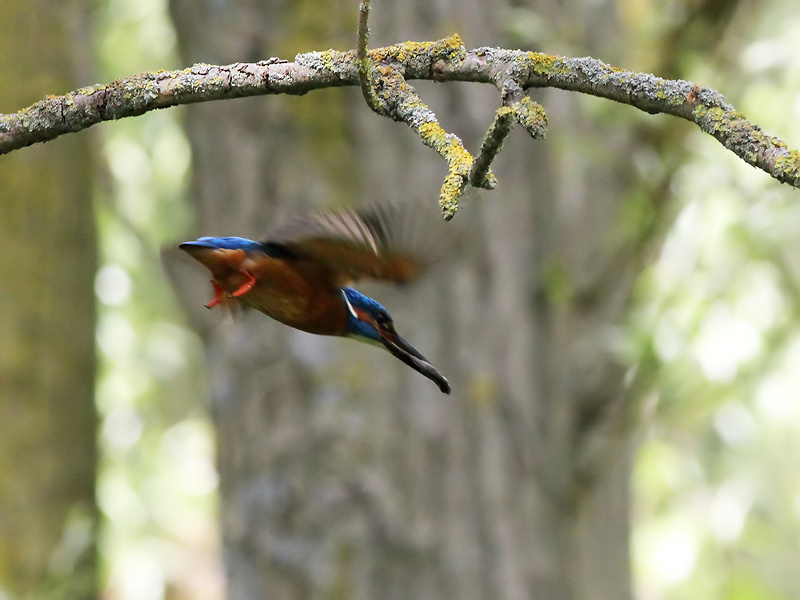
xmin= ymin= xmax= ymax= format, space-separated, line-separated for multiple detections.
xmin=2 ymin=37 xmax=798 ymax=218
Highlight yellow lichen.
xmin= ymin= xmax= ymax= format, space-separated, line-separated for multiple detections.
xmin=75 ymin=85 xmax=101 ymax=96
xmin=440 ymin=172 xmax=465 ymax=219
xmin=708 ymin=107 xmax=726 ymax=120
xmin=775 ymin=150 xmax=800 ymax=183
xmin=441 ymin=140 xmax=474 ymax=219
xmin=416 ymin=120 xmax=475 ymax=219
xmin=524 ymin=52 xmax=562 ymax=77
xmin=511 ymin=96 xmax=547 ymax=137
xmin=316 ymin=50 xmax=336 ymax=70
xmin=369 ymin=34 xmax=465 ymax=65
xmin=418 ymin=121 xmax=447 ymax=148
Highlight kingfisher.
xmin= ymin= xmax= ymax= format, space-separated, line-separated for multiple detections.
xmin=179 ymin=205 xmax=450 ymax=394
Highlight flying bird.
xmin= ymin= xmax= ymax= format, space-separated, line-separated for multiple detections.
xmin=179 ymin=205 xmax=451 ymax=393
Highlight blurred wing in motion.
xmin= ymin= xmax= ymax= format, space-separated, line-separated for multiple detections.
xmin=265 ymin=203 xmax=449 ymax=287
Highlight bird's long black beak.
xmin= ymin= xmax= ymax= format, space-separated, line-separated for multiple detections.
xmin=378 ymin=330 xmax=451 ymax=394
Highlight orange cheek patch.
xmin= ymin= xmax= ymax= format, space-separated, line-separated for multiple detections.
xmin=353 ymin=307 xmax=373 ymax=327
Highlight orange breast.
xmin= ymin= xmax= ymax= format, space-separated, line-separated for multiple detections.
xmin=187 ymin=247 xmax=349 ymax=335
xmin=235 ymin=254 xmax=349 ymax=336
xmin=184 ymin=246 xmax=349 ymax=335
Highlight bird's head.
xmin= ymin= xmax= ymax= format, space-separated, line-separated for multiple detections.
xmin=341 ymin=288 xmax=450 ymax=394
xmin=341 ymin=287 xmax=391 ymax=344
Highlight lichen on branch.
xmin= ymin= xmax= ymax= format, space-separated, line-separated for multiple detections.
xmin=2 ymin=37 xmax=799 ymax=217
xmin=356 ymin=2 xmax=476 ymax=217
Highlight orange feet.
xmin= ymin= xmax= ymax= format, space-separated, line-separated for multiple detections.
xmin=205 ymin=281 xmax=224 ymax=309
xmin=231 ymin=270 xmax=256 ymax=297
xmin=205 ymin=271 xmax=255 ymax=308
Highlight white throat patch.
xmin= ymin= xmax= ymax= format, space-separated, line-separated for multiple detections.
xmin=342 ymin=290 xmax=358 ymax=319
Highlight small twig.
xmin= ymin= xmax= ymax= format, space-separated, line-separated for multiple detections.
xmin=356 ymin=0 xmax=383 ymax=114
xmin=510 ymin=97 xmax=548 ymax=139
xmin=497 ymin=75 xmax=547 ymax=139
xmin=469 ymin=78 xmax=549 ymax=188
xmin=469 ymin=107 xmax=512 ymax=189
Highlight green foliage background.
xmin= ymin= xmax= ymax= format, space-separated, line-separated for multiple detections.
xmin=615 ymin=3 xmax=800 ymax=599
xmin=630 ymin=17 xmax=800 ymax=599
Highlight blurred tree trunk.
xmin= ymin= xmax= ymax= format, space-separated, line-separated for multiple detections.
xmin=0 ymin=2 xmax=97 ymax=599
xmin=169 ymin=1 xmax=740 ymax=598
